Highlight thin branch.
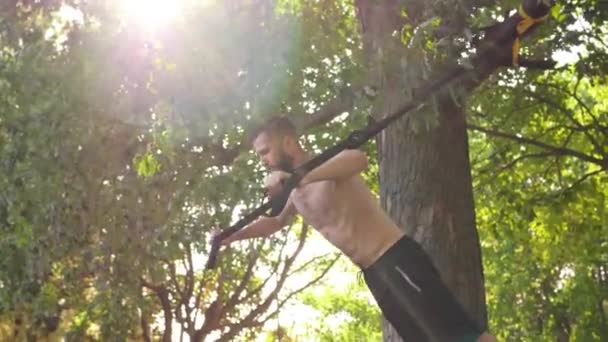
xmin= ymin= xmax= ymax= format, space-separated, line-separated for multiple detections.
xmin=527 ymin=169 xmax=606 ymax=204
xmin=542 ymin=155 xmax=561 ymax=183
xmin=193 ymin=242 xmax=235 ymax=320
xmin=191 ymin=87 xmax=360 ymax=168
xmin=573 ymin=73 xmax=583 ymax=95
xmin=257 ymin=255 xmax=341 ymax=326
xmin=287 ymin=253 xmax=339 ymax=277
xmin=560 ymin=128 xmax=577 ymax=150
xmin=140 ymin=310 xmax=152 ymax=342
xmin=184 ymin=245 xmax=195 ymax=308
xmin=141 ymin=279 xmax=173 ymax=342
xmin=274 ymin=226 xmax=292 ymax=268
xmin=217 ymin=225 xmax=310 ymax=341
xmin=468 ymin=101 xmax=541 ymax=133
xmin=224 ymin=250 xmax=260 ymax=310
xmin=283 ymin=224 xmax=310 ymax=268
xmin=540 ymin=83 xmax=605 ymax=137
xmin=532 ymin=169 xmax=606 ymax=203
xmin=194 ymin=269 xmax=229 ymax=339
xmin=233 ymin=262 xmax=279 ymax=306
xmin=163 ymin=258 xmax=185 ymax=306
xmin=525 ymin=90 xmax=604 ymax=156
xmin=477 ymin=152 xmax=553 ymax=176
xmin=474 ymin=152 xmax=554 ymax=190
xmin=230 ymin=232 xmax=296 ymax=307
xmin=518 ymin=58 xmax=558 ymax=70
xmin=564 ymin=170 xmax=604 ymax=192
xmin=294 ymin=87 xmax=359 ymax=130
xmin=468 ymin=124 xmax=608 ymax=169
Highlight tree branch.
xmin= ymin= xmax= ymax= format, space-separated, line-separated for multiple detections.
xmin=188 ymin=87 xmax=361 ymax=169
xmin=258 ymin=255 xmax=341 ymax=326
xmin=524 ymin=89 xmax=605 ymax=156
xmin=477 ymin=152 xmax=553 ymax=176
xmin=543 ymin=82 xmax=607 ymax=138
xmin=294 ymin=87 xmax=360 ymax=130
xmin=141 ymin=279 xmax=173 ymax=342
xmin=287 ymin=253 xmax=340 ymax=278
xmin=216 ymin=225 xmax=310 ymax=341
xmin=563 ymin=169 xmax=604 ymax=193
xmin=531 ymin=169 xmax=606 ymax=202
xmin=224 ymin=249 xmax=259 ymax=310
xmin=140 ymin=310 xmax=152 ymax=342
xmin=468 ymin=124 xmax=608 ymax=169
xmin=518 ymin=58 xmax=558 ymax=70
xmin=163 ymin=258 xmax=185 ymax=309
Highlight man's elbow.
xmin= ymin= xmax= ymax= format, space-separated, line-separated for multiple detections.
xmin=269 ymin=216 xmax=290 ymax=235
xmin=360 ymin=151 xmax=369 ymax=171
xmin=349 ymin=149 xmax=369 ymax=173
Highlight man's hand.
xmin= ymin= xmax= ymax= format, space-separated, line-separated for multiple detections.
xmin=211 ymin=228 xmax=232 ymax=247
xmin=264 ymin=171 xmax=304 ymax=216
xmin=264 ymin=171 xmax=293 ymax=198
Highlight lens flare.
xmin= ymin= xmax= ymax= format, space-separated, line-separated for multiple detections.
xmin=119 ymin=0 xmax=181 ymax=31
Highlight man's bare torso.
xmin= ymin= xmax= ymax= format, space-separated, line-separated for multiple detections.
xmin=290 ymin=175 xmax=404 ymax=269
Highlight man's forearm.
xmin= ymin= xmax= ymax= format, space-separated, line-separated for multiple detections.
xmin=300 ymin=149 xmax=368 ymax=185
xmin=224 ymin=216 xmax=281 ymax=243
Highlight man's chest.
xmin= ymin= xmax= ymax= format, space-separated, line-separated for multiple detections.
xmin=290 ymin=180 xmax=338 ymax=225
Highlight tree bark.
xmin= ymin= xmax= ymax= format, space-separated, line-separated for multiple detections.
xmin=141 ymin=311 xmax=152 ymax=342
xmin=378 ymin=97 xmax=488 ymax=340
xmin=355 ymin=1 xmax=488 ymax=340
xmin=142 ymin=281 xmax=173 ymax=342
xmin=158 ymin=287 xmax=173 ymax=342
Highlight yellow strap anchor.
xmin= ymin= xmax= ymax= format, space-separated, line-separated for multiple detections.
xmin=513 ymin=5 xmax=549 ymax=66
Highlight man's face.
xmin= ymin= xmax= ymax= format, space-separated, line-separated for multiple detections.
xmin=252 ymin=132 xmax=294 ymax=172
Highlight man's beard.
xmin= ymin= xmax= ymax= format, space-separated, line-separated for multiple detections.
xmin=275 ymin=150 xmax=295 ymax=173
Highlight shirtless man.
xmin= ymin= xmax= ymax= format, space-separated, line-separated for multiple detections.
xmin=218 ymin=116 xmax=497 ymax=342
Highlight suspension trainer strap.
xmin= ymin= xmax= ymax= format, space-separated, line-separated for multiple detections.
xmin=512 ymin=5 xmax=549 ymax=66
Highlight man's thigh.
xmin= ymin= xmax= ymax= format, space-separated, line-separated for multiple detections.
xmin=363 ymin=236 xmax=482 ymax=342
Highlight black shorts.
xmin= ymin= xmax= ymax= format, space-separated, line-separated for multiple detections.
xmin=363 ymin=236 xmax=483 ymax=342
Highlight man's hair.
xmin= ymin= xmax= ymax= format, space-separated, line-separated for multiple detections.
xmin=248 ymin=115 xmax=297 ymax=144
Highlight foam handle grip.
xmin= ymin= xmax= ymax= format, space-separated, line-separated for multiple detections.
xmin=204 ymin=201 xmax=274 ymax=270
xmin=205 ymin=238 xmax=221 ymax=269
xmin=269 ymin=175 xmax=299 ymax=216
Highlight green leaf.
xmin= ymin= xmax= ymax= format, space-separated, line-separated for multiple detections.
xmin=133 ymin=152 xmax=161 ymax=177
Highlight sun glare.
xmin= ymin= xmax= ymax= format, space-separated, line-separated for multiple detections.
xmin=119 ymin=0 xmax=181 ymax=31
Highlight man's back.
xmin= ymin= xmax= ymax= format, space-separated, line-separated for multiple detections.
xmin=290 ymin=174 xmax=404 ymax=268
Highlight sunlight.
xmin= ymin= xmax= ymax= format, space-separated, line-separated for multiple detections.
xmin=118 ymin=0 xmax=182 ymax=31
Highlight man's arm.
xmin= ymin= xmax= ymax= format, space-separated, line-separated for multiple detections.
xmin=300 ymin=149 xmax=368 ymax=185
xmin=222 ymin=198 xmax=296 ymax=245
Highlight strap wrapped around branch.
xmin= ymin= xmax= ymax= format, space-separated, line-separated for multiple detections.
xmin=513 ymin=5 xmax=549 ymax=66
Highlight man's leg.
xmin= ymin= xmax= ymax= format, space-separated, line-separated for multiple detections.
xmin=477 ymin=332 xmax=498 ymax=342
xmin=363 ymin=236 xmax=490 ymax=342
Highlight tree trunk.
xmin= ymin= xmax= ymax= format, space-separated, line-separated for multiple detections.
xmin=355 ymin=1 xmax=488 ymax=340
xmin=378 ymin=97 xmax=488 ymax=340
xmin=141 ymin=311 xmax=152 ymax=342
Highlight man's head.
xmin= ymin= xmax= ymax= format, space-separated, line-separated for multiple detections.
xmin=249 ymin=115 xmax=301 ymax=172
